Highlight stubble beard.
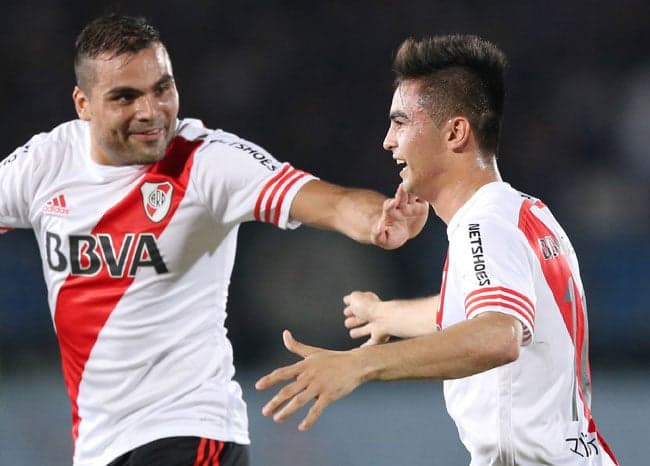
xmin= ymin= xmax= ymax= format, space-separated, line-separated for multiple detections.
xmin=129 ymin=139 xmax=170 ymax=164
xmin=111 ymin=127 xmax=174 ymax=165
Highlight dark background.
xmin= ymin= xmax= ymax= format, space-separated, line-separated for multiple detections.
xmin=1 ymin=1 xmax=648 ymax=464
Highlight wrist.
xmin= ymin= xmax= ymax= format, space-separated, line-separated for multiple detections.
xmin=377 ymin=300 xmax=400 ymax=335
xmin=351 ymin=345 xmax=381 ymax=384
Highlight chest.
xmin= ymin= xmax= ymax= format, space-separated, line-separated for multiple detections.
xmin=32 ymin=172 xmax=212 ymax=281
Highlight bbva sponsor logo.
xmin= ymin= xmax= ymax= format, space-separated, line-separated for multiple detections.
xmin=46 ymin=231 xmax=168 ymax=277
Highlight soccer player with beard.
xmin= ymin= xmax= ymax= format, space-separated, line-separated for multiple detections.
xmin=0 ymin=14 xmax=428 ymax=466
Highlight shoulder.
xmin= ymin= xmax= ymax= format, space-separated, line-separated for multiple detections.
xmin=176 ymin=118 xmax=283 ymax=172
xmin=448 ymin=183 xmax=539 ymax=260
xmin=476 ymin=182 xmax=536 ymax=220
xmin=451 ymin=183 xmax=528 ymax=237
xmin=4 ymin=120 xmax=87 ymax=168
xmin=447 ymin=185 xmax=541 ymax=291
xmin=30 ymin=119 xmax=88 ymax=149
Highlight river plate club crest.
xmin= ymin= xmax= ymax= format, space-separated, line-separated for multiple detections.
xmin=140 ymin=181 xmax=174 ymax=223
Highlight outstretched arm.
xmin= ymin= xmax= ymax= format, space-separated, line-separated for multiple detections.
xmin=343 ymin=291 xmax=440 ymax=346
xmin=256 ymin=312 xmax=522 ymax=431
xmin=289 ymin=180 xmax=428 ymax=249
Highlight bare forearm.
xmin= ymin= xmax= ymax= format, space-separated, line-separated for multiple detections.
xmin=381 ymin=295 xmax=440 ymax=338
xmin=290 ymin=180 xmax=428 ymax=250
xmin=255 ymin=314 xmax=522 ymax=431
xmin=326 ymin=187 xmax=385 ymax=244
xmin=356 ymin=312 xmax=522 ymax=382
xmin=290 ymin=180 xmax=384 ymax=244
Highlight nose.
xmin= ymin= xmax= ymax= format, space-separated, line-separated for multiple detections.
xmin=383 ymin=125 xmax=396 ymax=151
xmin=134 ymin=94 xmax=158 ymax=120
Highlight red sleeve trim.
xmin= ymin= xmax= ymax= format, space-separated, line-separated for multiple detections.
xmin=254 ymin=164 xmax=310 ymax=225
xmin=466 ymin=299 xmax=535 ymax=331
xmin=465 ymin=286 xmax=535 ymax=332
xmin=272 ymin=172 xmax=309 ymax=226
xmin=465 ymin=286 xmax=534 ymax=314
xmin=254 ymin=164 xmax=290 ymax=221
xmin=465 ymin=290 xmax=535 ymax=322
xmin=261 ymin=168 xmax=300 ymax=223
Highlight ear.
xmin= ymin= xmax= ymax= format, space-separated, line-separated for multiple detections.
xmin=445 ymin=116 xmax=471 ymax=152
xmin=72 ymin=86 xmax=91 ymax=121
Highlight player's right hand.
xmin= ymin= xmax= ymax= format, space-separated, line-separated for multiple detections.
xmin=371 ymin=183 xmax=429 ymax=250
xmin=256 ymin=330 xmax=364 ymax=431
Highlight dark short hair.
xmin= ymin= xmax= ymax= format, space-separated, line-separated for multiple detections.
xmin=74 ymin=14 xmax=163 ymax=90
xmin=393 ymin=35 xmax=507 ymax=155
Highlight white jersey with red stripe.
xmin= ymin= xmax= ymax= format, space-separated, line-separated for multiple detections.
xmin=0 ymin=118 xmax=316 ymax=465
xmin=437 ymin=182 xmax=617 ymax=466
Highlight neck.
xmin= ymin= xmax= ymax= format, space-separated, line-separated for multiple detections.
xmin=431 ymin=158 xmax=502 ymax=224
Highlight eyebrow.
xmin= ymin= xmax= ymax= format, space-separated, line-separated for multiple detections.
xmin=105 ymin=74 xmax=175 ymax=97
xmin=389 ymin=110 xmax=409 ymax=120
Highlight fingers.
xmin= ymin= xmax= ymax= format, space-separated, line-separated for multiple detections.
xmin=376 ymin=184 xmax=428 ymax=249
xmin=394 ymin=183 xmax=429 ymax=213
xmin=261 ymin=378 xmax=308 ymax=419
xmin=344 ymin=315 xmax=366 ymax=329
xmin=348 ymin=325 xmax=371 ymax=339
xmin=256 ymin=331 xmax=323 ymax=392
xmin=343 ymin=292 xmax=381 ymax=332
xmin=255 ymin=362 xmax=300 ymax=391
xmin=393 ymin=183 xmax=407 ymax=205
xmin=258 ymin=361 xmax=334 ymax=429
xmin=283 ymin=330 xmax=320 ymax=358
xmin=394 ymin=183 xmax=424 ymax=206
xmin=343 ymin=291 xmax=378 ymax=306
xmin=261 ymin=381 xmax=332 ymax=431
xmin=360 ymin=334 xmax=389 ymax=347
xmin=299 ymin=397 xmax=330 ymax=431
xmin=273 ymin=384 xmax=324 ymax=425
xmin=342 ymin=292 xmax=361 ymax=305
xmin=346 ymin=292 xmax=380 ymax=312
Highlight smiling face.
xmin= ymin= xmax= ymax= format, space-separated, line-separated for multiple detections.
xmin=383 ymin=79 xmax=451 ymax=202
xmin=72 ymin=43 xmax=179 ymax=166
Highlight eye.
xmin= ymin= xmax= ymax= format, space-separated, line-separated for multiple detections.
xmin=154 ymin=82 xmax=173 ymax=96
xmin=111 ymin=93 xmax=137 ymax=104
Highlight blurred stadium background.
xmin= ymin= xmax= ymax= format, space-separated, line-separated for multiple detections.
xmin=1 ymin=1 xmax=648 ymax=464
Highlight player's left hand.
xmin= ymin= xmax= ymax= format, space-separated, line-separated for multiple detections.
xmin=343 ymin=291 xmax=391 ymax=347
xmin=255 ymin=330 xmax=364 ymax=431
xmin=372 ymin=183 xmax=428 ymax=249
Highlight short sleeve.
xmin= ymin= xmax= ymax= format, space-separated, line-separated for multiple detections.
xmin=0 ymin=136 xmax=42 ymax=233
xmin=450 ymin=217 xmax=537 ymax=345
xmin=189 ymin=132 xmax=317 ymax=230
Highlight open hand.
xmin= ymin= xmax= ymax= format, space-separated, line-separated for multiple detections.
xmin=371 ymin=183 xmax=428 ymax=249
xmin=255 ymin=330 xmax=364 ymax=431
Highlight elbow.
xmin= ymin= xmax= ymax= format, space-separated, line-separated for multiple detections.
xmin=498 ymin=337 xmax=521 ymax=365
xmin=482 ymin=336 xmax=519 ymax=370
xmin=493 ymin=318 xmax=523 ymax=365
xmin=481 ymin=316 xmax=523 ymax=368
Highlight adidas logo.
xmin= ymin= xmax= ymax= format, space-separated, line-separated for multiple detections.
xmin=42 ymin=194 xmax=70 ymax=216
